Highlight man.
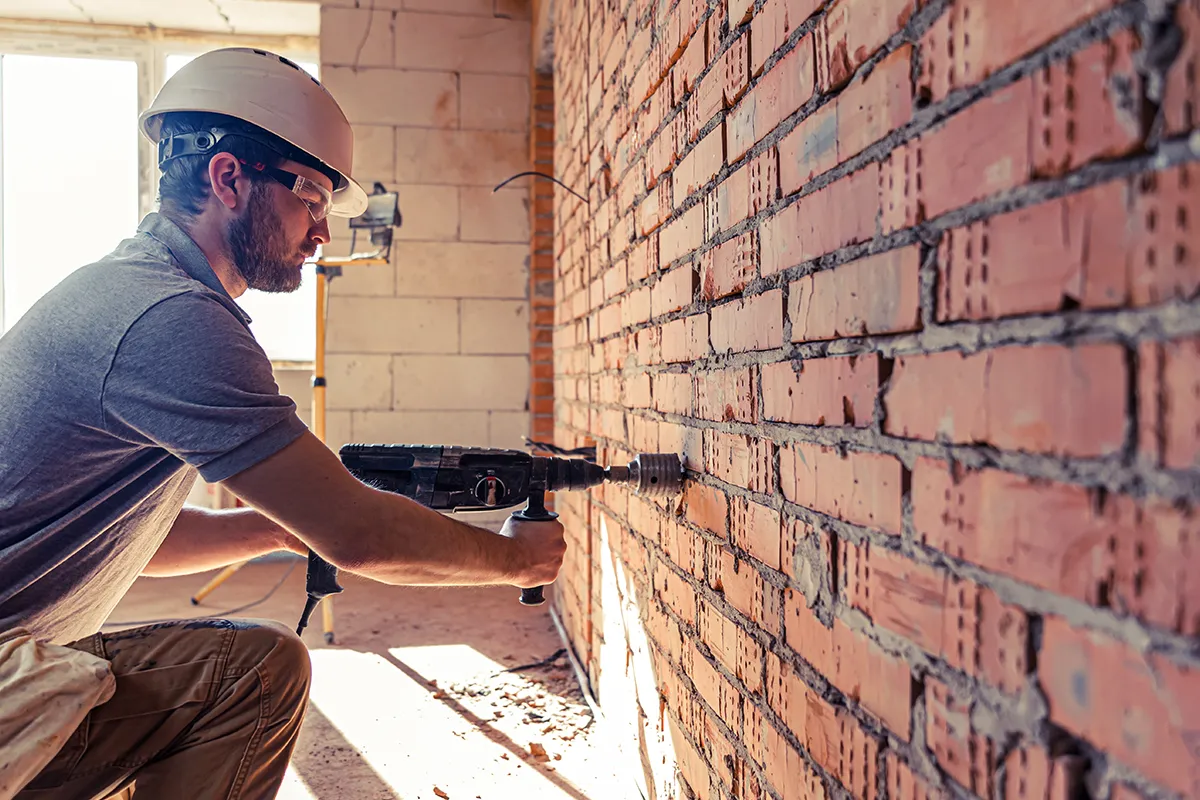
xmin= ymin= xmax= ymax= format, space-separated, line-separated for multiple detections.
xmin=0 ymin=48 xmax=565 ymax=799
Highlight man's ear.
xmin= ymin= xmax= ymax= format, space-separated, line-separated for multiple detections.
xmin=208 ymin=152 xmax=245 ymax=211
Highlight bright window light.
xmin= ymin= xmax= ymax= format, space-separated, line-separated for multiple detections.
xmin=1 ymin=55 xmax=139 ymax=331
xmin=164 ymin=53 xmax=320 ymax=361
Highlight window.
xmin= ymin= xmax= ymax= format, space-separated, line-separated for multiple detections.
xmin=0 ymin=55 xmax=139 ymax=329
xmin=0 ymin=43 xmax=319 ymax=363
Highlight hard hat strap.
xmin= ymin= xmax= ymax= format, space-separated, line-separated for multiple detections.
xmin=157 ymin=126 xmax=342 ymax=192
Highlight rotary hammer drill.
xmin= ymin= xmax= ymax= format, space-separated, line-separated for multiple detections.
xmin=294 ymin=444 xmax=684 ymax=639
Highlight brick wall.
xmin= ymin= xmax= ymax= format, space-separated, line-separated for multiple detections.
xmin=550 ymin=1 xmax=1200 ymax=799
xmin=318 ymin=0 xmax=533 ymax=452
xmin=531 ymin=71 xmax=556 ymax=443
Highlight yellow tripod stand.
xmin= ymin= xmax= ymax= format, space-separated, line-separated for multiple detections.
xmin=190 ymin=185 xmax=401 ymax=644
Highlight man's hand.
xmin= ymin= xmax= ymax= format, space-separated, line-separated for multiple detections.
xmin=500 ymin=517 xmax=567 ymax=588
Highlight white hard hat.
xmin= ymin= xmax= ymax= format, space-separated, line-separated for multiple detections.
xmin=140 ymin=47 xmax=368 ymax=218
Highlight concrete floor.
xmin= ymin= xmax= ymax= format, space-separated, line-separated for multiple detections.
xmin=107 ymin=560 xmax=631 ymax=800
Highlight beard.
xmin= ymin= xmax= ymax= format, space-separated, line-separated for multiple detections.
xmin=226 ymin=181 xmax=314 ymax=293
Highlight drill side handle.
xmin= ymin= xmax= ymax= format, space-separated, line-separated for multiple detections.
xmin=296 ymin=549 xmax=343 ymax=635
xmin=511 ymin=488 xmax=558 ymax=606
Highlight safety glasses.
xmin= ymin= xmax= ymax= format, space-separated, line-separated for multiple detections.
xmin=242 ymin=160 xmax=332 ymax=224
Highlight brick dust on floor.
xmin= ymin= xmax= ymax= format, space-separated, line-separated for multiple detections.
xmin=107 ymin=559 xmax=633 ymax=800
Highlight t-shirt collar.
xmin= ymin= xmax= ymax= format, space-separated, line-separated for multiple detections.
xmin=137 ymin=212 xmax=254 ymax=325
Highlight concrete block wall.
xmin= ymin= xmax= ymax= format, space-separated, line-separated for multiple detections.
xmin=318 ymin=0 xmax=533 ymax=452
xmin=550 ymin=1 xmax=1200 ymax=799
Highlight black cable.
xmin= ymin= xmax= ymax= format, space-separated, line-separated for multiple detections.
xmin=493 ymin=171 xmax=588 ymax=204
xmin=101 ymin=560 xmax=298 ymax=628
xmin=523 ymin=437 xmax=596 ymax=459
xmin=498 ymin=648 xmax=567 ymax=674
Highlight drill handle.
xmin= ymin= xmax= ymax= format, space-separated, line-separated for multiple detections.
xmin=512 ymin=488 xmax=558 ymax=606
xmin=296 ymin=549 xmax=343 ymax=635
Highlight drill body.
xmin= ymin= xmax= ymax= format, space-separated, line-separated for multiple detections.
xmin=295 ymin=445 xmax=682 ymax=637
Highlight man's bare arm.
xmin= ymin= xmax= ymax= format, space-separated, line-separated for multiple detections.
xmin=221 ymin=431 xmax=565 ymax=588
xmin=143 ymin=506 xmax=306 ymax=577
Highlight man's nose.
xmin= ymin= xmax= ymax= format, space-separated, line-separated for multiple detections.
xmin=310 ymin=217 xmax=331 ymax=246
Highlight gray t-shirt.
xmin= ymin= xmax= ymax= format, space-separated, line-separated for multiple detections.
xmin=0 ymin=213 xmax=307 ymax=643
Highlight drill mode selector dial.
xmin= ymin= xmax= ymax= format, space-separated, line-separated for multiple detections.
xmin=473 ymin=474 xmax=507 ymax=506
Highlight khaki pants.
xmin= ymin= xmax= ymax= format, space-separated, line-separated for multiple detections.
xmin=16 ymin=618 xmax=310 ymax=800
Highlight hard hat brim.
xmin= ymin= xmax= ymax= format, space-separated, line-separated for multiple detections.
xmin=330 ymin=177 xmax=369 ymax=218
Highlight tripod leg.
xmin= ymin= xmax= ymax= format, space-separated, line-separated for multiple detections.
xmin=322 ymin=595 xmax=336 ymax=644
xmin=190 ymin=561 xmax=250 ymax=605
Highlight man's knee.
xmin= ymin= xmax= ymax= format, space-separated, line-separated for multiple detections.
xmin=223 ymin=619 xmax=311 ymax=702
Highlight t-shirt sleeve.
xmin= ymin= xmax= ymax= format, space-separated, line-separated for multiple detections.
xmin=101 ymin=292 xmax=308 ymax=483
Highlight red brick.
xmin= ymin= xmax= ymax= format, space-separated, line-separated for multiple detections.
xmin=1039 ymin=616 xmax=1200 ymax=797
xmin=673 ymin=18 xmax=708 ymax=103
xmin=918 ymin=0 xmax=1122 ymax=102
xmin=685 ymin=480 xmax=729 ymax=537
xmin=625 ymin=371 xmax=652 ymax=408
xmin=913 ymin=459 xmax=1200 ymax=636
xmin=690 ymin=68 xmax=724 ymax=140
xmin=720 ymin=550 xmax=766 ymax=624
xmin=886 ymin=754 xmax=937 ymax=800
xmin=621 ymin=285 xmax=652 ymax=328
xmin=781 ymin=443 xmax=902 ymax=533
xmin=831 ymin=617 xmax=913 ymax=739
xmin=710 ymin=289 xmax=784 ymax=353
xmin=1128 ymin=163 xmax=1200 ymax=307
xmin=1140 ymin=336 xmax=1200 ymax=470
xmin=919 ymin=78 xmax=1033 ymax=219
xmin=1031 ymin=31 xmax=1143 ymax=178
xmin=942 ymin=577 xmax=1029 ymax=694
xmin=925 ymin=679 xmax=997 ymax=796
xmin=815 ymin=0 xmax=915 ymax=91
xmin=657 ymin=561 xmax=697 ymax=623
xmin=750 ymin=0 xmax=823 ymax=76
xmin=1003 ymin=746 xmax=1086 ymax=800
xmin=673 ymin=125 xmax=725 ymax=207
xmin=761 ymin=354 xmax=878 ymax=427
xmin=748 ymin=146 xmax=780 ymax=216
xmin=836 ymin=45 xmax=913 ymax=162
xmin=1165 ymin=0 xmax=1200 ymax=136
xmin=778 ymin=102 xmax=838 ymax=193
xmin=730 ymin=498 xmax=783 ymax=569
xmin=936 ymin=181 xmax=1128 ymax=320
xmin=783 ymin=587 xmax=835 ymax=674
xmin=884 ymin=344 xmax=1127 ymax=457
xmin=762 ymin=723 xmax=827 ymax=800
xmin=713 ymin=163 xmax=751 ymax=234
xmin=701 ymin=230 xmax=758 ymax=300
xmin=661 ymin=319 xmax=688 ymax=362
xmin=760 ymin=163 xmax=880 ymax=273
xmin=789 ymin=246 xmax=922 ymax=341
xmin=685 ymin=312 xmax=710 ymax=360
xmin=654 ymin=371 xmax=693 ymax=415
xmin=651 ymin=265 xmax=696 ymax=318
xmin=660 ymin=201 xmax=705 ymax=265
xmin=727 ymin=37 xmax=816 ymax=161
xmin=695 ymin=366 xmax=757 ymax=423
xmin=704 ymin=430 xmax=773 ymax=493
xmin=843 ymin=543 xmax=946 ymax=654
xmin=879 ymin=141 xmax=920 ymax=233
xmin=720 ymin=31 xmax=750 ymax=110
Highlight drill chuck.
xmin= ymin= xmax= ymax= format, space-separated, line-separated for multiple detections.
xmin=605 ymin=453 xmax=684 ymax=496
